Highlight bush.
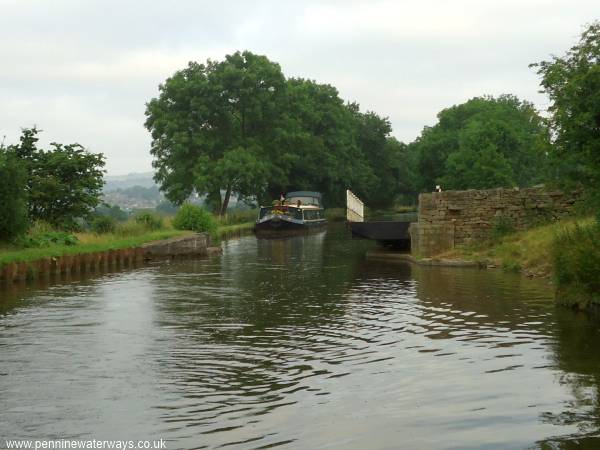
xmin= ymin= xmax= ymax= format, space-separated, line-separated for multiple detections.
xmin=218 ymin=209 xmax=258 ymax=225
xmin=491 ymin=215 xmax=515 ymax=240
xmin=172 ymin=203 xmax=217 ymax=233
xmin=133 ymin=212 xmax=163 ymax=231
xmin=16 ymin=231 xmax=79 ymax=248
xmin=553 ymin=220 xmax=600 ymax=308
xmin=95 ymin=204 xmax=128 ymax=221
xmin=325 ymin=208 xmax=346 ymax=222
xmin=113 ymin=220 xmax=148 ymax=237
xmin=0 ymin=152 xmax=28 ymax=241
xmin=91 ymin=216 xmax=117 ymax=234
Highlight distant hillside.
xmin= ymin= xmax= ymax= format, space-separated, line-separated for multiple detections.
xmin=102 ymin=172 xmax=248 ymax=210
xmin=102 ymin=185 xmax=165 ymax=209
xmin=103 ymin=172 xmax=157 ymax=192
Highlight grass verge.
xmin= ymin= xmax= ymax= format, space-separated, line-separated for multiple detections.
xmin=0 ymin=229 xmax=192 ymax=267
xmin=214 ymin=222 xmax=255 ymax=241
xmin=436 ymin=217 xmax=594 ymax=278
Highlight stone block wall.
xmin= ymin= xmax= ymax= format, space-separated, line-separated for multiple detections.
xmin=412 ymin=186 xmax=580 ymax=256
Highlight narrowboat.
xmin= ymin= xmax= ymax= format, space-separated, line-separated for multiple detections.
xmin=254 ymin=191 xmax=327 ymax=236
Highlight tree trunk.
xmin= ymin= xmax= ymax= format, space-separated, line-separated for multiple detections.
xmin=206 ymin=189 xmax=222 ymax=214
xmin=220 ymin=184 xmax=232 ymax=217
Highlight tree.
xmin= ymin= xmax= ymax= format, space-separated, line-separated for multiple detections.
xmin=0 ymin=150 xmax=28 ymax=240
xmin=279 ymin=79 xmax=375 ymax=206
xmin=531 ymin=21 xmax=600 ymax=201
xmin=352 ymin=110 xmax=405 ymax=208
xmin=95 ymin=203 xmax=128 ymax=221
xmin=8 ymin=128 xmax=105 ymax=228
xmin=439 ymin=118 xmax=516 ymax=189
xmin=146 ymin=51 xmax=416 ymax=210
xmin=145 ymin=51 xmax=288 ymax=215
xmin=411 ymin=95 xmax=550 ymax=191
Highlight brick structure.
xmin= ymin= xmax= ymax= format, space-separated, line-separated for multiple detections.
xmin=411 ymin=186 xmax=580 ymax=257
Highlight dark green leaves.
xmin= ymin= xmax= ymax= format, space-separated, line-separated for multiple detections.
xmin=410 ymin=95 xmax=550 ymax=192
xmin=531 ymin=21 xmax=600 ymax=199
xmin=6 ymin=128 xmax=106 ymax=230
xmin=145 ymin=51 xmax=405 ymax=210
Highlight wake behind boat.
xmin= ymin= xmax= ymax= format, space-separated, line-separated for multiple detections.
xmin=254 ymin=191 xmax=327 ymax=237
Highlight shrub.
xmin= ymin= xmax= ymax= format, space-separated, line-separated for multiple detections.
xmin=172 ymin=203 xmax=217 ymax=234
xmin=218 ymin=209 xmax=258 ymax=225
xmin=113 ymin=220 xmax=148 ymax=237
xmin=133 ymin=212 xmax=163 ymax=231
xmin=16 ymin=231 xmax=79 ymax=248
xmin=553 ymin=220 xmax=600 ymax=308
xmin=91 ymin=216 xmax=117 ymax=234
xmin=0 ymin=152 xmax=28 ymax=241
xmin=491 ymin=215 xmax=515 ymax=240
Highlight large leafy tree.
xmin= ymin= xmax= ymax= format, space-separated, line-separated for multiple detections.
xmin=0 ymin=149 xmax=28 ymax=240
xmin=278 ymin=79 xmax=376 ymax=206
xmin=411 ymin=95 xmax=550 ymax=191
xmin=531 ymin=21 xmax=600 ymax=201
xmin=145 ymin=51 xmax=288 ymax=214
xmin=8 ymin=128 xmax=105 ymax=228
xmin=146 ymin=51 xmax=418 ymax=210
xmin=352 ymin=110 xmax=408 ymax=208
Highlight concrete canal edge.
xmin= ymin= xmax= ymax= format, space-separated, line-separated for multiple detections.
xmin=0 ymin=233 xmax=222 ymax=284
xmin=366 ymin=248 xmax=484 ymax=268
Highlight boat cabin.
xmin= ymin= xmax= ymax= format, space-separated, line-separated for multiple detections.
xmin=258 ymin=191 xmax=325 ymax=222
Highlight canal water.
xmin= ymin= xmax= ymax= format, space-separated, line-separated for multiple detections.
xmin=1 ymin=225 xmax=599 ymax=449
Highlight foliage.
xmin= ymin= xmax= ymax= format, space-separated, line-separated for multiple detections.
xmin=91 ymin=216 xmax=117 ymax=234
xmin=439 ymin=216 xmax=595 ymax=278
xmin=214 ymin=222 xmax=255 ymax=242
xmin=0 ymin=150 xmax=29 ymax=240
xmin=172 ymin=203 xmax=217 ymax=233
xmin=156 ymin=200 xmax=179 ymax=215
xmin=410 ymin=95 xmax=550 ymax=192
xmin=145 ymin=51 xmax=408 ymax=210
xmin=145 ymin=51 xmax=286 ymax=215
xmin=133 ymin=212 xmax=164 ymax=231
xmin=94 ymin=204 xmax=128 ymax=221
xmin=531 ymin=21 xmax=600 ymax=211
xmin=7 ymin=127 xmax=105 ymax=228
xmin=351 ymin=111 xmax=407 ymax=207
xmin=491 ymin=216 xmax=516 ymax=240
xmin=553 ymin=219 xmax=600 ymax=307
xmin=217 ymin=209 xmax=258 ymax=226
xmin=15 ymin=231 xmax=79 ymax=248
xmin=276 ymin=79 xmax=376 ymax=207
xmin=324 ymin=208 xmax=346 ymax=222
xmin=0 ymin=230 xmax=191 ymax=268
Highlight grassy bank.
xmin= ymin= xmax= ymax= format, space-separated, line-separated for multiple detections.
xmin=0 ymin=214 xmax=257 ymax=268
xmin=215 ymin=222 xmax=255 ymax=240
xmin=437 ymin=217 xmax=594 ymax=278
xmin=0 ymin=229 xmax=192 ymax=267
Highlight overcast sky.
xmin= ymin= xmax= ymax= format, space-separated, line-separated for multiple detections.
xmin=1 ymin=0 xmax=598 ymax=175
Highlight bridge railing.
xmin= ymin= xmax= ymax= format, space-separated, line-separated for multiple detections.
xmin=346 ymin=190 xmax=364 ymax=222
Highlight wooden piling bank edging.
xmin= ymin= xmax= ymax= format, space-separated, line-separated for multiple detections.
xmin=0 ymin=233 xmax=222 ymax=284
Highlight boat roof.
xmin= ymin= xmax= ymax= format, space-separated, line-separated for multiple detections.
xmin=286 ymin=191 xmax=322 ymax=198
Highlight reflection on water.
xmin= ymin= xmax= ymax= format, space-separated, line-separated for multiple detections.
xmin=1 ymin=226 xmax=599 ymax=449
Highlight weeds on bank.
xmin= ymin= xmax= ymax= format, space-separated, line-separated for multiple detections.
xmin=438 ymin=217 xmax=594 ymax=277
xmin=552 ymin=218 xmax=600 ymax=307
xmin=0 ymin=217 xmax=190 ymax=267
